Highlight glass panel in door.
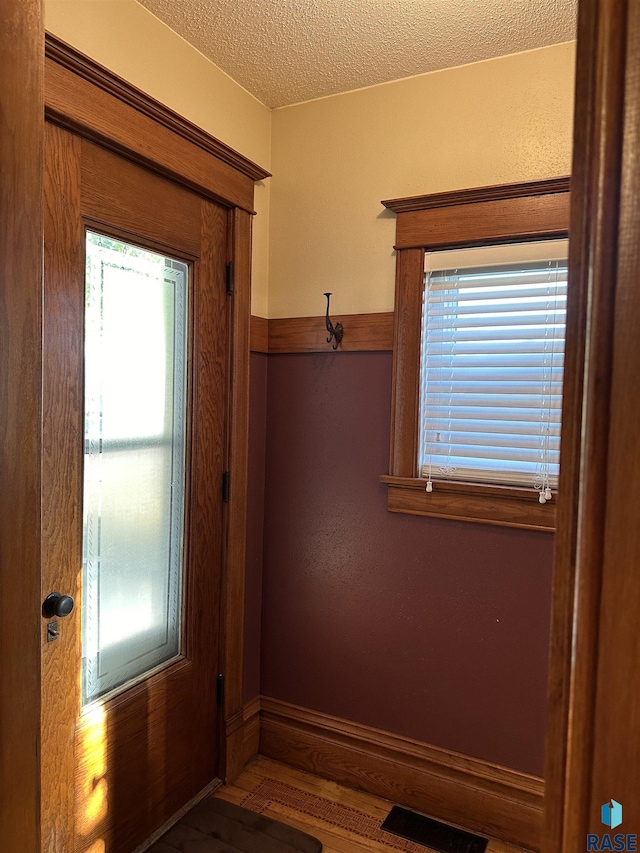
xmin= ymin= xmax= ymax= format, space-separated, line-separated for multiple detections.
xmin=83 ymin=232 xmax=188 ymax=703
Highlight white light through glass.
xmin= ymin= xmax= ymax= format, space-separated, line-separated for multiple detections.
xmin=419 ymin=238 xmax=568 ymax=493
xmin=83 ymin=232 xmax=188 ymax=703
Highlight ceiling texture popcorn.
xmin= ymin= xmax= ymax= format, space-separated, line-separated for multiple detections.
xmin=137 ymin=0 xmax=577 ymax=108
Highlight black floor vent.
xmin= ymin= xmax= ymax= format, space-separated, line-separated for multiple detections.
xmin=380 ymin=806 xmax=488 ymax=853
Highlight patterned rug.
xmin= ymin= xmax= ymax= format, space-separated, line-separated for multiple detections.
xmin=241 ymin=778 xmax=427 ymax=852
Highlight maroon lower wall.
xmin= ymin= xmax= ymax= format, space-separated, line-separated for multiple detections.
xmin=258 ymin=351 xmax=554 ymax=777
xmin=243 ymin=352 xmax=267 ymax=701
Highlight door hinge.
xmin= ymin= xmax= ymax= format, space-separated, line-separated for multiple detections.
xmin=222 ymin=470 xmax=230 ymax=502
xmin=226 ymin=261 xmax=234 ymax=295
xmin=216 ymin=673 xmax=225 ymax=708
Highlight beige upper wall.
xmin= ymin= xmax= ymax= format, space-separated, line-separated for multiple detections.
xmin=45 ymin=0 xmax=272 ymax=316
xmin=43 ymin=4 xmax=575 ymax=319
xmin=269 ymin=42 xmax=576 ymax=318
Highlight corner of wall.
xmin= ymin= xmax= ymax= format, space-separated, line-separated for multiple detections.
xmin=44 ymin=0 xmax=273 ymax=316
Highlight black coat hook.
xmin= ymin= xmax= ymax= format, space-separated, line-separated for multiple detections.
xmin=324 ymin=292 xmax=344 ymax=350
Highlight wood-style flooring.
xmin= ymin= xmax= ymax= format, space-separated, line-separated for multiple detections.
xmin=214 ymin=756 xmax=529 ymax=853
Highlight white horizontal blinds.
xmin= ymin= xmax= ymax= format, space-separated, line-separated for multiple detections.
xmin=419 ymin=240 xmax=568 ymax=493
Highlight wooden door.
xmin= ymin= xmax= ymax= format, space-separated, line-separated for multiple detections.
xmin=41 ymin=122 xmax=229 ymax=853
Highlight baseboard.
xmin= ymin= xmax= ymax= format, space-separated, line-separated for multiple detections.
xmin=259 ymin=696 xmax=544 ymax=851
xmin=242 ymin=696 xmax=261 ymax=765
xmin=249 ymin=313 xmax=394 ymax=353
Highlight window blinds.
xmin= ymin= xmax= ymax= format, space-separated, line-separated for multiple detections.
xmin=419 ymin=243 xmax=567 ymax=495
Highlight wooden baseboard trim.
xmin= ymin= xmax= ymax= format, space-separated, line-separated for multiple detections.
xmin=249 ymin=313 xmax=394 ymax=353
xmin=243 ymin=696 xmax=261 ymax=766
xmin=259 ymin=696 xmax=543 ymax=851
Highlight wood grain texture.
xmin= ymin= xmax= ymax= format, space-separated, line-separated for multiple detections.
xmin=188 ymin=193 xmax=228 ymax=757
xmin=385 ymin=182 xmax=570 ymax=529
xmin=41 ymin=130 xmax=230 ymax=853
xmin=72 ymin=193 xmax=228 ymax=853
xmin=542 ymin=3 xmax=605 ymax=850
xmin=75 ymin=661 xmax=200 ymax=852
xmin=259 ymin=698 xmax=544 ymax=851
xmin=381 ymin=476 xmax=556 ymax=531
xmin=242 ymin=698 xmax=261 ymax=766
xmin=0 ymin=1 xmax=43 ymax=850
xmin=35 ymin=32 xmax=257 ymax=852
xmin=543 ymin=0 xmax=638 ymax=851
xmin=130 ymin=780 xmax=222 ymax=853
xmin=250 ymin=315 xmax=269 ymax=353
xmin=588 ymin=0 xmax=640 ymax=838
xmin=216 ymin=756 xmax=525 ymax=853
xmin=81 ymin=139 xmax=202 ymax=257
xmin=222 ymin=208 xmax=253 ymax=783
xmin=382 ymin=177 xmax=570 ymax=214
xmin=132 ymin=779 xmax=222 ymax=853
xmin=267 ymin=313 xmax=394 ymax=353
xmin=393 ymin=192 xmax=570 ymax=250
xmin=389 ymin=250 xmax=424 ymax=477
xmin=41 ymin=122 xmax=84 ymax=853
xmin=45 ymin=33 xmax=270 ymax=183
xmin=45 ymin=55 xmax=257 ymax=213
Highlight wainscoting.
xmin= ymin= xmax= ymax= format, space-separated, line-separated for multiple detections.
xmin=241 ymin=697 xmax=543 ymax=851
xmin=250 ymin=313 xmax=393 ymax=353
xmin=244 ymin=309 xmax=550 ymax=852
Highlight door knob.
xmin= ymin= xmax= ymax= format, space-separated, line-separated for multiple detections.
xmin=42 ymin=592 xmax=75 ymax=619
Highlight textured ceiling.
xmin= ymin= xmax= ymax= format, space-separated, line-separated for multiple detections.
xmin=136 ymin=0 xmax=577 ymax=109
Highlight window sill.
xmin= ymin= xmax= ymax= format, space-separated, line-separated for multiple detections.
xmin=380 ymin=475 xmax=556 ymax=532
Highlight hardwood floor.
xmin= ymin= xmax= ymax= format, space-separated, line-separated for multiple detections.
xmin=214 ymin=756 xmax=529 ymax=852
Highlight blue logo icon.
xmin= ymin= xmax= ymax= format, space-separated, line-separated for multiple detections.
xmin=589 ymin=799 xmax=636 ymax=850
xmin=602 ymin=800 xmax=623 ymax=830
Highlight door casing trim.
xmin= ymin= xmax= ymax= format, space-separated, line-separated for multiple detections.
xmin=44 ymin=33 xmax=270 ymax=215
xmin=0 ymin=1 xmax=44 ymax=850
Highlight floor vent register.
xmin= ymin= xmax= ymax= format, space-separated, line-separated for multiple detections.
xmin=381 ymin=805 xmax=489 ymax=853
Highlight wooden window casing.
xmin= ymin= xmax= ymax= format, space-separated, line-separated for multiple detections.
xmin=381 ymin=178 xmax=570 ymax=532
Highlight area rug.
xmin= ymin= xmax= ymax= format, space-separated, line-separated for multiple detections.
xmin=240 ymin=778 xmax=426 ymax=852
xmin=149 ymin=796 xmax=323 ymax=853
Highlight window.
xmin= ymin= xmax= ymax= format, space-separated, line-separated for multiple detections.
xmin=381 ymin=178 xmax=570 ymax=530
xmin=420 ymin=240 xmax=567 ymax=494
xmin=83 ymin=231 xmax=188 ymax=702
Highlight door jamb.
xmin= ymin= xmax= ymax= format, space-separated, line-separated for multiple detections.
xmin=543 ymin=0 xmax=638 ymax=849
xmin=0 ymin=1 xmax=44 ymax=850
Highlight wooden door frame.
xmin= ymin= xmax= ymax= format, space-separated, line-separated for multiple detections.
xmin=40 ymin=34 xmax=270 ymax=796
xmin=543 ymin=0 xmax=640 ymax=849
xmin=0 ymin=0 xmax=43 ymax=850
xmin=4 ymin=3 xmax=640 ymax=852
